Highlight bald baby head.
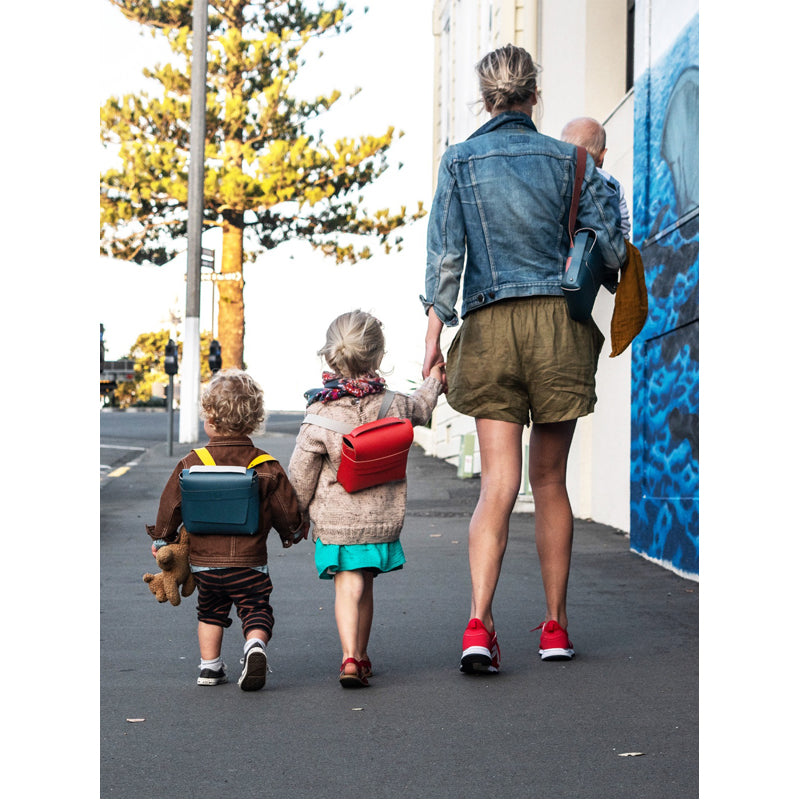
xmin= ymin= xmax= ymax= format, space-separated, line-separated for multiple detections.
xmin=561 ymin=117 xmax=607 ymax=167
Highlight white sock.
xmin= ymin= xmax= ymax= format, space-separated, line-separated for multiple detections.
xmin=244 ymin=638 xmax=265 ymax=655
xmin=200 ymin=657 xmax=223 ymax=671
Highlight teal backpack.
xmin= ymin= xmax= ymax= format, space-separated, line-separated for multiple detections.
xmin=179 ymin=448 xmax=274 ymax=535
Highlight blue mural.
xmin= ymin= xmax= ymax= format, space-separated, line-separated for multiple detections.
xmin=631 ymin=14 xmax=699 ymax=576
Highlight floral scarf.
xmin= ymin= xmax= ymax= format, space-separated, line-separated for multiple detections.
xmin=304 ymin=372 xmax=386 ymax=406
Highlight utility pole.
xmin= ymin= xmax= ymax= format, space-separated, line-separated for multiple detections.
xmin=179 ymin=0 xmax=208 ymax=444
xmin=164 ymin=340 xmax=179 ymax=456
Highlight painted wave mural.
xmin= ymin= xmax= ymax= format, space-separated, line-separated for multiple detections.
xmin=631 ymin=13 xmax=699 ymax=577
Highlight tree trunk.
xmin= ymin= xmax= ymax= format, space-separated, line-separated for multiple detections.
xmin=217 ymin=214 xmax=245 ymax=370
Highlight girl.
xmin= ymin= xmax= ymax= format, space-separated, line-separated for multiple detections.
xmin=288 ymin=311 xmax=444 ymax=687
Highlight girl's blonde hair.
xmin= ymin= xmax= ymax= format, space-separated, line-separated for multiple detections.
xmin=200 ymin=369 xmax=265 ymax=436
xmin=476 ymin=44 xmax=540 ymax=114
xmin=318 ymin=310 xmax=385 ymax=378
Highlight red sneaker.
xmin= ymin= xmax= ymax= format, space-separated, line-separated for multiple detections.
xmin=533 ymin=620 xmax=575 ymax=660
xmin=460 ymin=618 xmax=499 ymax=673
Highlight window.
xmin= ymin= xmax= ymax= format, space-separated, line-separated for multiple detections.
xmin=626 ymin=0 xmax=635 ymax=91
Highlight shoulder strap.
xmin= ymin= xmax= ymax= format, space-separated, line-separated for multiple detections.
xmin=195 ymin=448 xmax=274 ymax=469
xmin=377 ymin=390 xmax=395 ymax=420
xmin=303 ymin=390 xmax=397 ymax=434
xmin=248 ymin=453 xmax=275 ymax=468
xmin=302 ymin=414 xmax=352 ymax=435
xmin=568 ymin=146 xmax=587 ymax=246
xmin=194 ymin=447 xmax=215 ymax=466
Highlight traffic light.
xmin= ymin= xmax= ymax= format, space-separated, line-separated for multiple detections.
xmin=208 ymin=340 xmax=222 ymax=373
xmin=164 ymin=339 xmax=179 ymax=375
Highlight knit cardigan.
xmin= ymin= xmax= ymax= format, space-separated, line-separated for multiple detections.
xmin=287 ymin=376 xmax=443 ymax=545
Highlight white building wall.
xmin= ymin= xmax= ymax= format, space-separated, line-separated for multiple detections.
xmin=427 ymin=0 xmax=634 ymax=531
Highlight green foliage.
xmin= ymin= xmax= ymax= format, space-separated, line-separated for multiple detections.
xmin=112 ymin=329 xmax=216 ymax=408
xmin=100 ymin=0 xmax=425 ymax=266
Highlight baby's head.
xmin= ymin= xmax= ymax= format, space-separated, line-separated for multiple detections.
xmin=200 ymin=369 xmax=265 ymax=436
xmin=561 ymin=116 xmax=607 ymax=167
xmin=318 ymin=310 xmax=385 ymax=379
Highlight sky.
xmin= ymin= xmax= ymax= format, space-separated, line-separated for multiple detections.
xmin=98 ymin=0 xmax=439 ymax=411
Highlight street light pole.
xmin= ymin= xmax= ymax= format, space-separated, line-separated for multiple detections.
xmin=179 ymin=0 xmax=209 ymax=444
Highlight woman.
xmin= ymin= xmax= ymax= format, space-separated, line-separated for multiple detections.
xmin=421 ymin=45 xmax=627 ymax=672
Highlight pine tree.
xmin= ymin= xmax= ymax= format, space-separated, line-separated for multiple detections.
xmin=100 ymin=0 xmax=425 ymax=368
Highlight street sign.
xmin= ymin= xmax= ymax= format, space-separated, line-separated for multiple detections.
xmin=196 ymin=271 xmax=242 ymax=282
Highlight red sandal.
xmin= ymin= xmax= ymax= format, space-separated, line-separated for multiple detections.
xmin=358 ymin=657 xmax=372 ymax=678
xmin=339 ymin=657 xmax=369 ymax=688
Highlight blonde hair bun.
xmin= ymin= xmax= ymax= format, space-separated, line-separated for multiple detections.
xmin=318 ymin=310 xmax=385 ymax=379
xmin=476 ymin=44 xmax=539 ymax=114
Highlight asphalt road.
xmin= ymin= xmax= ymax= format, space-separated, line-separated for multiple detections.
xmin=100 ymin=414 xmax=699 ymax=799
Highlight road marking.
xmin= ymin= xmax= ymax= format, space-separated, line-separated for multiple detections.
xmin=100 ymin=444 xmax=146 ymax=482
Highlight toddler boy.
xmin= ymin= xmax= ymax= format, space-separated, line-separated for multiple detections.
xmin=148 ymin=369 xmax=307 ymax=690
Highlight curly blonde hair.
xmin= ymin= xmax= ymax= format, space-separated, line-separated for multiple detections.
xmin=476 ymin=44 xmax=540 ymax=114
xmin=200 ymin=369 xmax=265 ymax=436
xmin=318 ymin=310 xmax=385 ymax=379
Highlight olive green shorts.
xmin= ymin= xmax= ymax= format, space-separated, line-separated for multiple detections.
xmin=445 ymin=296 xmax=604 ymax=425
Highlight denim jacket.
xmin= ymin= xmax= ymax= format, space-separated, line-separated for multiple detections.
xmin=422 ymin=112 xmax=628 ymax=326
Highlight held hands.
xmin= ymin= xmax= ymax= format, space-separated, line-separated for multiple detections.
xmin=283 ymin=516 xmax=311 ymax=548
xmin=422 ymin=334 xmax=447 ymax=391
xmin=428 ymin=360 xmax=446 ymax=389
xmin=423 ymin=307 xmax=447 ymax=392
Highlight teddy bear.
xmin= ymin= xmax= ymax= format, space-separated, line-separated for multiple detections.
xmin=143 ymin=525 xmax=196 ymax=606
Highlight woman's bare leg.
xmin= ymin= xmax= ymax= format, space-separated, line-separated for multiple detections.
xmin=529 ymin=419 xmax=577 ymax=630
xmin=468 ymin=418 xmax=524 ymax=633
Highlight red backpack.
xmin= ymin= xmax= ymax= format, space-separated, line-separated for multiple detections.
xmin=302 ymin=391 xmax=413 ymax=493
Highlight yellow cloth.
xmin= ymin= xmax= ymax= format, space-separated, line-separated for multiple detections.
xmin=610 ymin=240 xmax=648 ymax=357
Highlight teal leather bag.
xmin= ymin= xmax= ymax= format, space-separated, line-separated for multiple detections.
xmin=561 ymin=146 xmax=618 ymax=322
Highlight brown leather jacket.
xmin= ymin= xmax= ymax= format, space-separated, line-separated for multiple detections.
xmin=148 ymin=436 xmax=303 ymax=568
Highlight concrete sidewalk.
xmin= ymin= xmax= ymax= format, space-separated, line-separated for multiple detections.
xmin=100 ymin=429 xmax=698 ymax=799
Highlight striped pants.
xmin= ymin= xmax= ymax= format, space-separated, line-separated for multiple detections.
xmin=194 ymin=568 xmax=274 ymax=640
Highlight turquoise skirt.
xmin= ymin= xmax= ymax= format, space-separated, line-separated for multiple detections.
xmin=314 ymin=538 xmax=406 ymax=580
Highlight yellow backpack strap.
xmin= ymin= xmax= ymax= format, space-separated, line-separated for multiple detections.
xmin=248 ymin=453 xmax=275 ymax=469
xmin=194 ymin=447 xmax=216 ymax=466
